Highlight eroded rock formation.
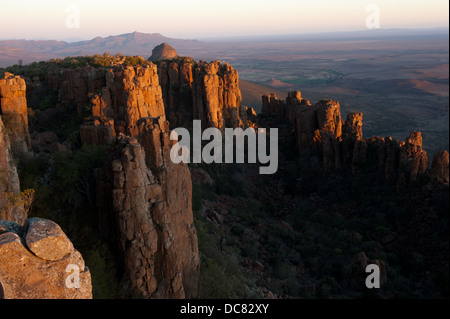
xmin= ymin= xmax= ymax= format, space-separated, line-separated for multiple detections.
xmin=75 ymin=63 xmax=200 ymax=298
xmin=157 ymin=59 xmax=247 ymax=129
xmin=0 ymin=117 xmax=25 ymax=224
xmin=46 ymin=66 xmax=106 ymax=112
xmin=262 ymin=91 xmax=445 ymax=187
xmin=0 ymin=218 xmax=92 ymax=299
xmin=96 ymin=127 xmax=199 ymax=298
xmin=76 ymin=64 xmax=166 ymax=143
xmin=1 ymin=73 xmax=92 ymax=299
xmin=0 ymin=73 xmax=30 ymax=225
xmin=0 ymin=72 xmax=31 ymax=157
xmin=431 ymin=150 xmax=449 ymax=183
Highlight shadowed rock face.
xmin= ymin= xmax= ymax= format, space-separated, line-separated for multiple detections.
xmin=96 ymin=128 xmax=199 ymax=298
xmin=0 ymin=118 xmax=22 ymax=223
xmin=0 ymin=218 xmax=92 ymax=299
xmin=149 ymin=43 xmax=178 ymax=62
xmin=431 ymin=150 xmax=449 ymax=183
xmin=262 ymin=91 xmax=446 ymax=188
xmin=46 ymin=66 xmax=106 ymax=112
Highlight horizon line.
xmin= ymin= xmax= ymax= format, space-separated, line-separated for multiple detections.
xmin=0 ymin=26 xmax=448 ymax=43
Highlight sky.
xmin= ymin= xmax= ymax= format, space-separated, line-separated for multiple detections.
xmin=0 ymin=0 xmax=448 ymax=41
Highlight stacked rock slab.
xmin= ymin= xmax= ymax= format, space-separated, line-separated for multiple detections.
xmin=0 ymin=218 xmax=92 ymax=299
xmin=157 ymin=59 xmax=246 ymax=129
xmin=262 ymin=91 xmax=442 ymax=187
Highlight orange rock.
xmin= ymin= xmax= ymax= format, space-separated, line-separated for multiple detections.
xmin=0 ymin=72 xmax=31 ymax=157
xmin=159 ymin=60 xmax=245 ymax=129
xmin=0 ymin=218 xmax=92 ymax=299
xmin=96 ymin=133 xmax=199 ymax=298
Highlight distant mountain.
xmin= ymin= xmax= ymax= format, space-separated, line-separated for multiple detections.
xmin=0 ymin=32 xmax=200 ymax=67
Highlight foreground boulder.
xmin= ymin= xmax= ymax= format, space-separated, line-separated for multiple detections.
xmin=0 ymin=218 xmax=92 ymax=299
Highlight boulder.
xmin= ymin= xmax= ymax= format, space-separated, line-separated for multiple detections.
xmin=149 ymin=43 xmax=178 ymax=61
xmin=0 ymin=218 xmax=92 ymax=299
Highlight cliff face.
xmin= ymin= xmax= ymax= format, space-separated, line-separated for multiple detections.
xmin=262 ymin=91 xmax=444 ymax=187
xmin=81 ymin=64 xmax=166 ymax=140
xmin=0 ymin=73 xmax=31 ymax=225
xmin=0 ymin=218 xmax=92 ymax=299
xmin=0 ymin=117 xmax=24 ymax=224
xmin=157 ymin=59 xmax=246 ymax=129
xmin=0 ymin=72 xmax=31 ymax=158
xmin=46 ymin=66 xmax=106 ymax=112
xmin=76 ymin=64 xmax=200 ymax=298
xmin=48 ymin=59 xmax=248 ymax=133
xmin=96 ymin=123 xmax=199 ymax=298
xmin=0 ymin=74 xmax=93 ymax=299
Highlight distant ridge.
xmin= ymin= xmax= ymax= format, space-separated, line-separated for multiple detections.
xmin=0 ymin=32 xmax=200 ymax=67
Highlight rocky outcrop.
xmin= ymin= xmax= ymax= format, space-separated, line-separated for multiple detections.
xmin=157 ymin=59 xmax=246 ymax=129
xmin=46 ymin=66 xmax=106 ymax=112
xmin=75 ymin=63 xmax=200 ymax=298
xmin=397 ymin=132 xmax=428 ymax=185
xmin=96 ymin=129 xmax=199 ymax=298
xmin=136 ymin=118 xmax=199 ymax=298
xmin=0 ymin=218 xmax=92 ymax=299
xmin=0 ymin=117 xmax=25 ymax=224
xmin=149 ymin=43 xmax=178 ymax=62
xmin=262 ymin=93 xmax=346 ymax=172
xmin=1 ymin=85 xmax=92 ymax=298
xmin=0 ymin=72 xmax=31 ymax=157
xmin=47 ymin=59 xmax=249 ymax=132
xmin=262 ymin=91 xmax=311 ymax=123
xmin=431 ymin=150 xmax=449 ymax=183
xmin=79 ymin=64 xmax=165 ymax=143
xmin=0 ymin=73 xmax=31 ymax=225
xmin=262 ymin=91 xmax=446 ymax=187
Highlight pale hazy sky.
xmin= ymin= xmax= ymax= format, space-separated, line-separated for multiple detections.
xmin=0 ymin=0 xmax=448 ymax=40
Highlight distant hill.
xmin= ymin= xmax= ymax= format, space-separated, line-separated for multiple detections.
xmin=149 ymin=43 xmax=178 ymax=61
xmin=0 ymin=32 xmax=200 ymax=67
